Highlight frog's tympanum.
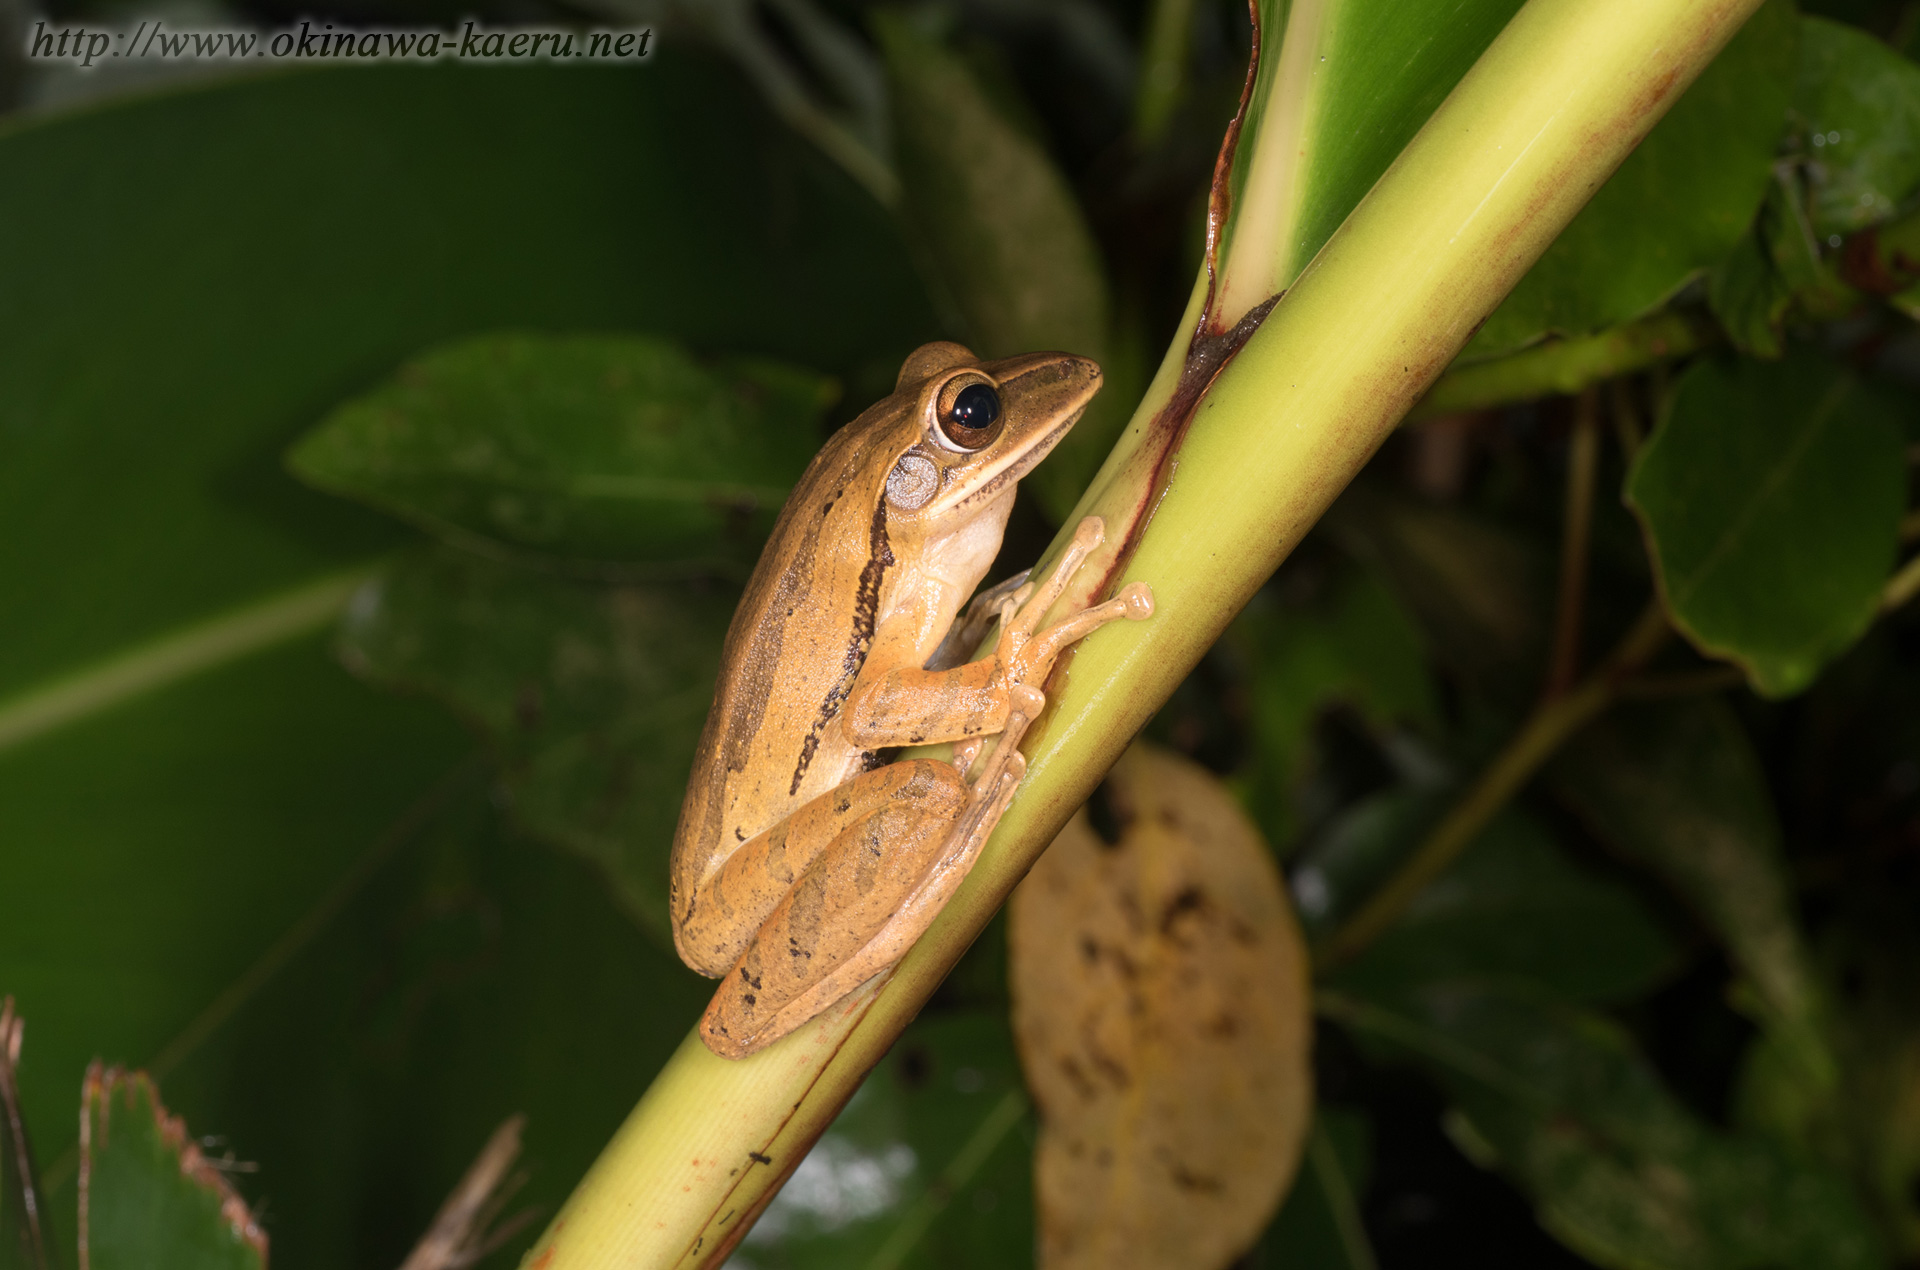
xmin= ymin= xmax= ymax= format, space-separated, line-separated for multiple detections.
xmin=671 ymin=341 xmax=1153 ymax=1058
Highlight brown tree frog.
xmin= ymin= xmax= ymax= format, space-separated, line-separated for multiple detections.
xmin=671 ymin=341 xmax=1153 ymax=1058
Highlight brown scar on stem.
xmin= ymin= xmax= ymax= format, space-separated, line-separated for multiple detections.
xmin=1068 ymin=0 xmax=1279 ymax=610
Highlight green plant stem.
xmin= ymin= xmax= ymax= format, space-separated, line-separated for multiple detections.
xmin=1308 ymin=1118 xmax=1378 ymax=1270
xmin=0 ymin=567 xmax=371 ymax=755
xmin=863 ymin=1088 xmax=1028 ymax=1270
xmin=1885 ymin=550 xmax=1920 ymax=613
xmin=1409 ymin=310 xmax=1717 ymax=421
xmin=1610 ymin=377 xmax=1646 ymax=459
xmin=1545 ymin=389 xmax=1600 ymax=698
xmin=1135 ymin=0 xmax=1198 ymax=142
xmin=1319 ymin=602 xmax=1671 ymax=969
xmin=524 ymin=4 xmax=1764 ymax=1264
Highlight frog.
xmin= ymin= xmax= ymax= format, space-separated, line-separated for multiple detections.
xmin=670 ymin=340 xmax=1154 ymax=1059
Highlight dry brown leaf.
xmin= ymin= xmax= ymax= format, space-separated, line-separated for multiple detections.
xmin=1009 ymin=742 xmax=1313 ymax=1270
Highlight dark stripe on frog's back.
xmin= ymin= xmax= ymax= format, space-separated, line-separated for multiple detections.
xmin=672 ymin=429 xmax=892 ymax=898
xmin=789 ymin=498 xmax=890 ymax=795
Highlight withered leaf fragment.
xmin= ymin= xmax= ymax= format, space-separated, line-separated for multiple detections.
xmin=1010 ymin=742 xmax=1313 ymax=1270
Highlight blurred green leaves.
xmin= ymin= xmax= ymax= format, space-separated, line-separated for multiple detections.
xmin=79 ymin=1068 xmax=266 ymax=1270
xmin=875 ymin=15 xmax=1121 ymax=518
xmin=1795 ymin=17 xmax=1920 ymax=237
xmin=1322 ymin=805 xmax=1680 ymax=1008
xmin=1 ymin=0 xmax=1915 ymax=1265
xmin=1554 ymin=699 xmax=1834 ymax=1090
xmin=1467 ymin=0 xmax=1798 ymax=358
xmin=0 ymin=51 xmax=931 ymax=1269
xmin=336 ymin=548 xmax=734 ymax=946
xmin=1324 ymin=984 xmax=1884 ymax=1270
xmin=1233 ymin=568 xmax=1436 ymax=846
xmin=729 ymin=1012 xmax=1035 ymax=1270
xmin=1628 ymin=351 xmax=1907 ymax=696
xmin=291 ymin=335 xmax=835 ymax=568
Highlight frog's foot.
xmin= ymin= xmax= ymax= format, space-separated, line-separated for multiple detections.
xmin=1012 ymin=584 xmax=1153 ymax=684
xmin=1003 ymin=516 xmax=1108 ymax=640
xmin=998 ymin=517 xmax=1154 ymax=687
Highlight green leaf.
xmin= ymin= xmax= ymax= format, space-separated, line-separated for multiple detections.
xmin=1323 ymin=983 xmax=1887 ymax=1270
xmin=1708 ymin=215 xmax=1793 ymax=359
xmin=1708 ymin=170 xmax=1864 ymax=356
xmin=1304 ymin=796 xmax=1679 ymax=1004
xmin=0 ymin=53 xmax=931 ymax=1257
xmin=79 ymin=1067 xmax=266 ymax=1270
xmin=1323 ymin=483 xmax=1550 ymax=707
xmin=1232 ymin=565 xmax=1437 ymax=845
xmin=730 ymin=1011 xmax=1035 ymax=1269
xmin=155 ymin=780 xmax=714 ymax=1267
xmin=1626 ymin=351 xmax=1907 ymax=696
xmin=1214 ymin=0 xmax=1526 ymax=315
xmin=1256 ymin=1107 xmax=1377 ymax=1270
xmin=290 ymin=334 xmax=835 ymax=566
xmin=1795 ymin=17 xmax=1920 ymax=238
xmin=336 ymin=547 xmax=734 ymax=947
xmin=1466 ymin=0 xmax=1798 ymax=358
xmin=874 ymin=14 xmax=1120 ymax=519
xmin=1551 ymin=699 xmax=1836 ymax=1091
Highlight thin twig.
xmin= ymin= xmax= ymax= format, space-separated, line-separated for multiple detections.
xmin=1884 ymin=551 xmax=1920 ymax=614
xmin=1544 ymin=388 xmax=1600 ymax=699
xmin=1317 ymin=601 xmax=1671 ymax=969
xmin=398 ymin=1116 xmax=531 ymax=1270
xmin=40 ymin=758 xmax=484 ymax=1200
xmin=1307 ymin=1117 xmax=1378 ymax=1270
xmin=1 ymin=998 xmax=51 ymax=1270
xmin=864 ymin=1088 xmax=1028 ymax=1270
xmin=1899 ymin=507 xmax=1920 ymax=544
xmin=1618 ymin=665 xmax=1747 ymax=698
xmin=1609 ymin=376 xmax=1645 ymax=460
xmin=150 ymin=758 xmax=483 ymax=1081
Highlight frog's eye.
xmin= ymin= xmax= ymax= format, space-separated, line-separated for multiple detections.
xmin=934 ymin=378 xmax=1003 ymax=451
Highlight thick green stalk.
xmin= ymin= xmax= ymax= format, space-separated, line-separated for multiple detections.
xmin=524 ymin=2 xmax=1766 ymax=1265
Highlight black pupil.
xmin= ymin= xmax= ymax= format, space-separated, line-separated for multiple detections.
xmin=949 ymin=383 xmax=1001 ymax=435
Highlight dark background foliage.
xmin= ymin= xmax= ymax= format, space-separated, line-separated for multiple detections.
xmin=1 ymin=0 xmax=1918 ymax=1267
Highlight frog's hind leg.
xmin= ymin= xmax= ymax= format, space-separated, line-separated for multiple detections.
xmin=677 ymin=761 xmax=956 ymax=979
xmin=701 ymin=759 xmax=968 ymax=1058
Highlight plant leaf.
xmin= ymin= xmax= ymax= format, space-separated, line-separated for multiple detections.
xmin=1213 ymin=0 xmax=1526 ymax=321
xmin=1232 ymin=566 xmax=1438 ymax=847
xmin=0 ymin=52 xmax=930 ymax=1248
xmin=1795 ymin=17 xmax=1920 ymax=238
xmin=1627 ymin=350 xmax=1907 ymax=696
xmin=336 ymin=547 xmax=734 ymax=947
xmin=1323 ymin=983 xmax=1886 ymax=1270
xmin=290 ymin=334 xmax=835 ymax=566
xmin=1551 ymin=698 xmax=1835 ymax=1089
xmin=1009 ymin=743 xmax=1313 ymax=1270
xmin=874 ymin=14 xmax=1120 ymax=519
xmin=1466 ymin=0 xmax=1798 ymax=358
xmin=1318 ymin=802 xmax=1681 ymax=1008
xmin=1322 ymin=483 xmax=1550 ymax=707
xmin=79 ymin=1065 xmax=266 ymax=1270
xmin=1256 ymin=1107 xmax=1377 ymax=1270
